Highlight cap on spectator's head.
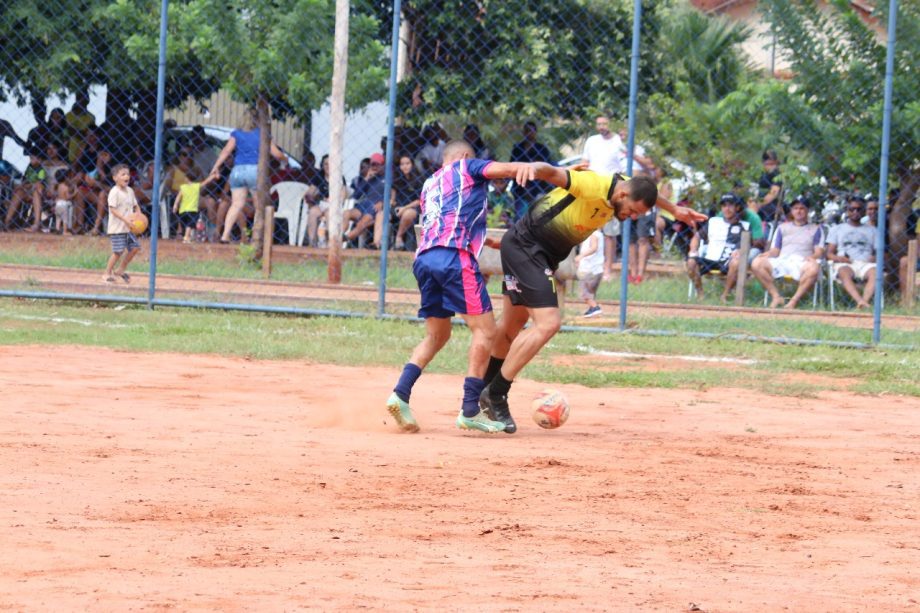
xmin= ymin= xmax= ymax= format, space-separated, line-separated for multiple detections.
xmin=790 ymin=195 xmax=811 ymax=208
xmin=864 ymin=193 xmax=878 ymax=204
xmin=370 ymin=153 xmax=385 ymax=165
xmin=719 ymin=193 xmax=740 ymax=206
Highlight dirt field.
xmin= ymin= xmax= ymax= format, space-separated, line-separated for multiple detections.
xmin=1 ymin=344 xmax=919 ymax=611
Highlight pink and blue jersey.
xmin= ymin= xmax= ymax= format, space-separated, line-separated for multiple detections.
xmin=416 ymin=158 xmax=494 ymax=257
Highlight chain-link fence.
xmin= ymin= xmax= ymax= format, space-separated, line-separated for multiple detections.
xmin=0 ymin=0 xmax=916 ymax=345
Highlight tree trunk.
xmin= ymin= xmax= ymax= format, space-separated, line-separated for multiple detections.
xmin=327 ymin=0 xmax=350 ymax=284
xmin=252 ymin=95 xmax=272 ymax=260
xmin=886 ymin=164 xmax=920 ymax=274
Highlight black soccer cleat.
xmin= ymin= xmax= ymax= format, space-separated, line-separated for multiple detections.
xmin=479 ymin=385 xmax=517 ymax=434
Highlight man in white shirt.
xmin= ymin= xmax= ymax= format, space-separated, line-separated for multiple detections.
xmin=582 ymin=114 xmax=624 ymax=281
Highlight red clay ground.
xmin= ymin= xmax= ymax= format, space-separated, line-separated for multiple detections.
xmin=1 ymin=344 xmax=919 ymax=611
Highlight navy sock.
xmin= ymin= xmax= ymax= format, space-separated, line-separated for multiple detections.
xmin=393 ymin=363 xmax=422 ymax=403
xmin=489 ymin=373 xmax=512 ymax=399
xmin=483 ymin=356 xmax=505 ymax=386
xmin=461 ymin=377 xmax=486 ymax=417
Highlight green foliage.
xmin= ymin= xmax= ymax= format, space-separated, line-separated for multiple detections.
xmin=660 ymin=7 xmax=752 ymax=104
xmin=392 ymin=0 xmax=669 ymax=124
xmin=178 ymin=0 xmax=385 ymax=119
xmin=761 ymin=0 xmax=919 ymax=184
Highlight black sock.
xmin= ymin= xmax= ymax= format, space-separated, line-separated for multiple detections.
xmin=483 ymin=356 xmax=505 ymax=386
xmin=489 ymin=373 xmax=512 ymax=399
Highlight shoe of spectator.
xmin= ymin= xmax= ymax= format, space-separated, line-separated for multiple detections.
xmin=456 ymin=410 xmax=506 ymax=433
xmin=634 ymin=275 xmax=644 ymax=284
xmin=583 ymin=305 xmax=602 ymax=318
xmin=479 ymin=385 xmax=517 ymax=434
xmin=386 ymin=392 xmax=419 ymax=433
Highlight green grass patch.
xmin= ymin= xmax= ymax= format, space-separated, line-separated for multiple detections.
xmin=2 ymin=297 xmax=917 ymax=397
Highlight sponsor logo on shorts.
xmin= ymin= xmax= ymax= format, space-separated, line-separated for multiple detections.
xmin=504 ymin=274 xmax=521 ymax=292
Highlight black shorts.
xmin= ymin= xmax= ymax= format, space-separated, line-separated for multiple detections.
xmin=693 ymin=257 xmax=730 ymax=275
xmin=178 ymin=211 xmax=197 ymax=228
xmin=500 ymin=227 xmax=560 ymax=308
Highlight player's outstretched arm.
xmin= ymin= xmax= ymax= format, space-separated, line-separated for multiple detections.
xmin=656 ymin=195 xmax=708 ymax=228
xmin=483 ymin=161 xmax=536 ymax=187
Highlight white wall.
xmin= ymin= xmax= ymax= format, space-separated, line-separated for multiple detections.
xmin=310 ymin=100 xmax=388 ymax=182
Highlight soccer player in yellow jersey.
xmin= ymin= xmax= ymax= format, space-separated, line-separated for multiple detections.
xmin=480 ymin=163 xmax=707 ymax=433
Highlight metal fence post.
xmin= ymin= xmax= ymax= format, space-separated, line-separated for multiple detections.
xmin=872 ymin=0 xmax=899 ymax=345
xmin=147 ymin=0 xmax=169 ymax=310
xmin=619 ymin=0 xmax=644 ymax=331
xmin=377 ymin=0 xmax=403 ymax=318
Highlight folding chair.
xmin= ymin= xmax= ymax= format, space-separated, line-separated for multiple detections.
xmin=270 ymin=181 xmax=311 ymax=246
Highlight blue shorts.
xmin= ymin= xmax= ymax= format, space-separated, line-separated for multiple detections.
xmin=229 ymin=164 xmax=258 ymax=190
xmin=413 ymin=247 xmax=492 ymax=319
xmin=355 ymin=198 xmax=377 ymax=217
xmin=109 ymin=232 xmax=140 ymax=254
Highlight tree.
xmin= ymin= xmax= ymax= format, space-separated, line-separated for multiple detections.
xmin=760 ymin=0 xmax=919 ymax=262
xmin=660 ymin=7 xmax=752 ymax=105
xmin=154 ymin=0 xmax=387 ymax=258
xmin=373 ymin=0 xmax=669 ymax=125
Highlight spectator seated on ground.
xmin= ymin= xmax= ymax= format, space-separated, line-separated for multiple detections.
xmin=343 ymin=152 xmax=385 ymax=248
xmin=826 ymin=196 xmax=877 ymax=309
xmin=751 ymin=195 xmax=824 ymax=309
xmin=4 ymin=153 xmax=46 ymax=232
xmin=687 ymin=193 xmax=750 ymax=302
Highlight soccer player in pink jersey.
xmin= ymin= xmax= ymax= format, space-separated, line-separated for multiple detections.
xmin=386 ymin=140 xmax=537 ymax=433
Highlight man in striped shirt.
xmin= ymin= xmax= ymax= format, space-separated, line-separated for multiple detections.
xmin=385 ymin=140 xmax=537 ymax=434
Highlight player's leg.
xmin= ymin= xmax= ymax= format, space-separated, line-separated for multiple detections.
xmin=498 ymin=305 xmax=562 ymax=383
xmin=484 ymin=294 xmax=530 ymax=385
xmin=387 ymin=315 xmax=450 ymax=433
xmin=456 ymin=311 xmax=505 ymax=433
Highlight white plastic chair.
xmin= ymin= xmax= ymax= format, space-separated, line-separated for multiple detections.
xmin=270 ymin=181 xmax=311 ymax=246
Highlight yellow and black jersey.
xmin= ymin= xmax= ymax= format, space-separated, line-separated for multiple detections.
xmin=517 ymin=170 xmax=625 ymax=266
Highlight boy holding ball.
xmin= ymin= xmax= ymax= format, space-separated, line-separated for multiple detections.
xmin=103 ymin=164 xmax=141 ymax=284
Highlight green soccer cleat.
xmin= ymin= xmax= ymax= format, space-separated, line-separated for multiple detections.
xmin=386 ymin=392 xmax=420 ymax=432
xmin=456 ymin=410 xmax=506 ymax=434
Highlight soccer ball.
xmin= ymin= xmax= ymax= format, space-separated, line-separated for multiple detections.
xmin=129 ymin=212 xmax=148 ymax=235
xmin=531 ymin=389 xmax=570 ymax=429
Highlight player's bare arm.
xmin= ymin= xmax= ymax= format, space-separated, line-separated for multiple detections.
xmin=656 ymin=195 xmax=708 ymax=227
xmin=483 ymin=161 xmax=537 ymax=187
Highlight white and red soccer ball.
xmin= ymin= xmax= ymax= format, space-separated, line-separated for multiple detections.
xmin=531 ymin=388 xmax=570 ymax=429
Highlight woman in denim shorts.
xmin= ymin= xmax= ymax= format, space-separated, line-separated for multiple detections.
xmin=210 ymin=109 xmax=289 ymax=243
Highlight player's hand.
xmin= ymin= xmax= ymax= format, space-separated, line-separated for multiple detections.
xmin=565 ymin=161 xmax=589 ymax=173
xmin=673 ymin=206 xmax=708 ymax=228
xmin=484 ymin=236 xmax=502 ymax=249
xmin=514 ymin=163 xmax=537 ymax=187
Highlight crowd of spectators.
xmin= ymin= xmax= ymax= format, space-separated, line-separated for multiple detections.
xmin=680 ymin=151 xmax=918 ymax=309
xmin=1 ymin=105 xmax=917 ymax=306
